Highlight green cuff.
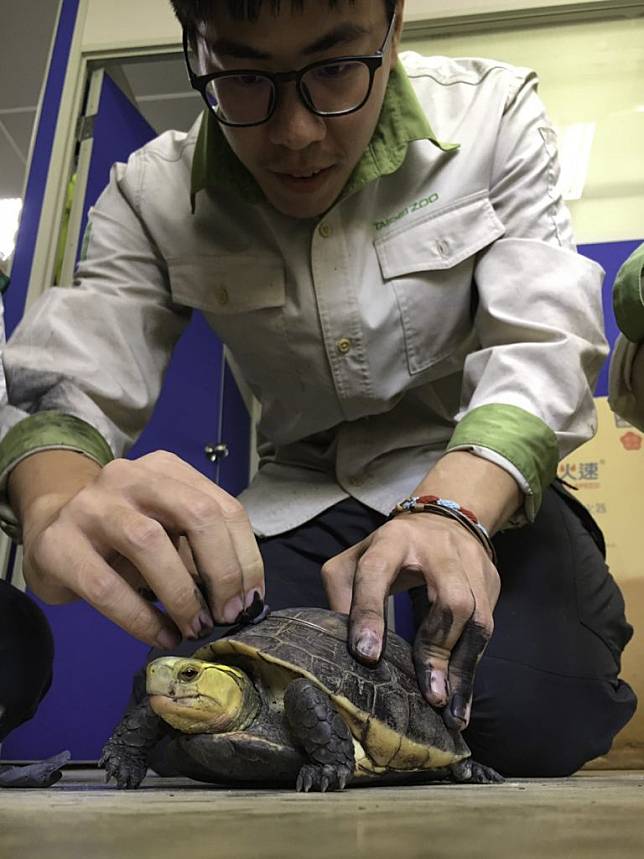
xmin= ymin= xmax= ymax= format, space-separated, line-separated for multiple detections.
xmin=446 ymin=403 xmax=559 ymax=518
xmin=613 ymin=244 xmax=644 ymax=343
xmin=0 ymin=412 xmax=114 ymax=484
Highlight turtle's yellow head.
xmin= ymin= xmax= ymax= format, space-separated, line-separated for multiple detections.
xmin=146 ymin=658 xmax=259 ymax=734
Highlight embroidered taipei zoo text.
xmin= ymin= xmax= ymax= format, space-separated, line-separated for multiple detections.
xmin=374 ymin=193 xmax=440 ymax=231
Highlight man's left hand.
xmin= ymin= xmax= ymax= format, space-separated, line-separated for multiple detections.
xmin=322 ymin=513 xmax=500 ymax=731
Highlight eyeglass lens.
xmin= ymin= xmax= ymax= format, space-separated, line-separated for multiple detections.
xmin=203 ymin=61 xmax=372 ymax=124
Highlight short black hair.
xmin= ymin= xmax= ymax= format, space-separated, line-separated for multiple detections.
xmin=170 ymin=1 xmax=396 ymax=32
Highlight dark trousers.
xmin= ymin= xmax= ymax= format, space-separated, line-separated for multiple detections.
xmin=255 ymin=485 xmax=637 ymax=777
xmin=0 ymin=578 xmax=54 ymax=743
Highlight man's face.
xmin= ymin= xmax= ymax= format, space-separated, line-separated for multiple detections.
xmin=198 ymin=0 xmax=402 ymax=219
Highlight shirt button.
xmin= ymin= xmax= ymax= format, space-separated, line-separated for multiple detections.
xmin=319 ymin=223 xmax=333 ymax=238
xmin=436 ymin=239 xmax=449 ymax=257
xmin=216 ymin=286 xmax=229 ymax=305
xmin=349 ymin=474 xmax=365 ymax=487
xmin=336 ymin=338 xmax=352 ymax=354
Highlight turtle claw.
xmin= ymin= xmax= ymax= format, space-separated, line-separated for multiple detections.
xmin=100 ymin=743 xmax=147 ymax=790
xmin=296 ymin=767 xmax=314 ymax=793
xmin=472 ymin=763 xmax=504 ymax=784
xmin=295 ymin=763 xmax=352 ymax=793
xmin=450 ymin=758 xmax=504 ymax=785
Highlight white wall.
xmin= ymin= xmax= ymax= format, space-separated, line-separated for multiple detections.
xmin=404 ymin=16 xmax=644 ymax=243
xmin=81 ymin=0 xmax=622 ymax=50
xmin=82 ymin=0 xmax=178 ymax=51
xmin=404 ymin=0 xmax=617 ymax=21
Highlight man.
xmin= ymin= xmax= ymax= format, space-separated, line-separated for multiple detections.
xmin=609 ymin=243 xmax=644 ymax=428
xmin=0 ymin=0 xmax=635 ymax=778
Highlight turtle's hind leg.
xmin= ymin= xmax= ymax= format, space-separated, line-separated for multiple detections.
xmin=100 ymin=699 xmax=167 ymax=789
xmin=449 ymin=758 xmax=504 ymax=784
xmin=284 ymin=678 xmax=355 ymax=792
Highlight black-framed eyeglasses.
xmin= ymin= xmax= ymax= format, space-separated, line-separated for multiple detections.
xmin=183 ymin=12 xmax=397 ymax=128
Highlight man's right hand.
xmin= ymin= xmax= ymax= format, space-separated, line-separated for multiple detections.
xmin=8 ymin=449 xmax=264 ymax=650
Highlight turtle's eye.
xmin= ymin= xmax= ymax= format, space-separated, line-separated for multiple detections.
xmin=179 ymin=666 xmax=200 ymax=682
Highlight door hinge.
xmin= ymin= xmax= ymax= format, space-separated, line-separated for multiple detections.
xmin=76 ymin=113 xmax=96 ymax=143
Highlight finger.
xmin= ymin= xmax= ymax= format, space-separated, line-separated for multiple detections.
xmin=209 ymin=497 xmax=265 ymax=621
xmin=321 ymin=541 xmax=367 ymax=614
xmin=166 ymin=491 xmax=263 ymax=624
xmin=98 ymin=462 xmax=261 ymax=626
xmin=413 ymin=562 xmax=475 ymax=708
xmin=110 ymin=536 xmax=197 ymax=603
xmin=442 ymin=612 xmax=493 ymax=731
xmin=348 ymin=537 xmax=407 ymax=665
xmin=176 ymin=536 xmax=199 ymax=579
xmin=90 ymin=504 xmax=214 ymax=640
xmin=24 ymin=558 xmax=77 ymax=605
xmin=111 ymin=555 xmax=149 ymax=593
xmin=131 ymin=453 xmax=265 ymax=619
xmin=30 ymin=527 xmax=181 ymax=649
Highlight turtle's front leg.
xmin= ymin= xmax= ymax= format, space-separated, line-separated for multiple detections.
xmin=100 ymin=699 xmax=167 ymax=789
xmin=284 ymin=678 xmax=355 ymax=792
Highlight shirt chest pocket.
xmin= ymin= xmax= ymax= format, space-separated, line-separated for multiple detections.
xmin=167 ymin=255 xmax=293 ymax=391
xmin=374 ymin=192 xmax=505 ymax=375
xmin=168 ymin=255 xmax=285 ymax=313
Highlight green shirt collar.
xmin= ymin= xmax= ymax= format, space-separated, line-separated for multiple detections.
xmin=190 ymin=60 xmax=458 ymax=210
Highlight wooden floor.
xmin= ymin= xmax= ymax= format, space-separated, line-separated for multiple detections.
xmin=1 ymin=769 xmax=642 ymax=858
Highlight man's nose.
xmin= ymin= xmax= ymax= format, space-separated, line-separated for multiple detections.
xmin=267 ymin=82 xmax=326 ymax=150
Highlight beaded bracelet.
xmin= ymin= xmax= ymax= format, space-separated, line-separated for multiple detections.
xmin=388 ymin=495 xmax=497 ymax=565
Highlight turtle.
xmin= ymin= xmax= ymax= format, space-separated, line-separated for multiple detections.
xmin=100 ymin=608 xmax=503 ymax=791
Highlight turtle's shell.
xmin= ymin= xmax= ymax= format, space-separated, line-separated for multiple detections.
xmin=193 ymin=608 xmax=469 ymax=774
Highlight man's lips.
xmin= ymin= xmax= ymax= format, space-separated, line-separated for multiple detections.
xmin=271 ymin=165 xmax=334 ymax=178
xmin=268 ymin=165 xmax=338 ymax=194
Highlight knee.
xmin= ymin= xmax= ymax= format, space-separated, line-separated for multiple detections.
xmin=0 ymin=582 xmax=54 ymax=739
xmin=464 ymin=662 xmax=637 ymax=778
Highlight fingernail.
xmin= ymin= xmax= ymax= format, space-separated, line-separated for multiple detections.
xmin=243 ymin=591 xmax=265 ymax=621
xmin=450 ymin=693 xmax=470 ymax=726
xmin=354 ymin=631 xmax=381 ymax=662
xmin=244 ymin=589 xmax=263 ymax=609
xmin=429 ymin=670 xmax=449 ymax=706
xmin=222 ymin=595 xmax=243 ymax=624
xmin=156 ymin=629 xmax=181 ymax=651
xmin=191 ymin=610 xmax=214 ymax=639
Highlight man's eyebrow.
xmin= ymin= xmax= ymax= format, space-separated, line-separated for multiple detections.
xmin=208 ymin=38 xmax=271 ymax=61
xmin=303 ymin=22 xmax=371 ymax=56
xmin=209 ymin=23 xmax=371 ymax=62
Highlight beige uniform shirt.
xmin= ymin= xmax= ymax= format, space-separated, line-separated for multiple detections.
xmin=0 ymin=53 xmax=606 ymax=538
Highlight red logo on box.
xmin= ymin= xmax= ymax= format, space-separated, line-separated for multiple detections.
xmin=620 ymin=431 xmax=642 ymax=451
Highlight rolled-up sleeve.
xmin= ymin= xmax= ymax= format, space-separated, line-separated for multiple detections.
xmin=608 ymin=243 xmax=644 ymax=430
xmin=0 ymin=155 xmax=190 ymax=503
xmin=447 ymin=71 xmax=608 ymax=519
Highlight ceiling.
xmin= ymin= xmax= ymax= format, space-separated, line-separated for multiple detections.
xmin=0 ymin=0 xmax=61 ymax=198
xmin=0 ymin=0 xmax=202 ymax=202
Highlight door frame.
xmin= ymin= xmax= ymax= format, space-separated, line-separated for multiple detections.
xmin=22 ymin=42 xmax=183 ymax=312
